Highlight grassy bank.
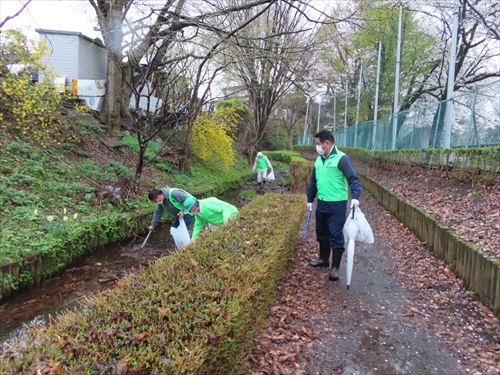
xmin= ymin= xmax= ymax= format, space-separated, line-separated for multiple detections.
xmin=1 ymin=194 xmax=305 ymax=374
xmin=0 ymin=133 xmax=252 ymax=298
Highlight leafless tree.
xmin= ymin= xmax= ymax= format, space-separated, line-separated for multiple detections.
xmin=88 ymin=0 xmax=275 ymax=135
xmin=0 ymin=0 xmax=32 ymax=29
xmin=219 ymin=0 xmax=318 ymax=160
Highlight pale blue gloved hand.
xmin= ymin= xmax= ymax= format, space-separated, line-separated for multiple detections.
xmin=350 ymin=199 xmax=359 ymax=208
xmin=307 ymin=202 xmax=313 ymax=211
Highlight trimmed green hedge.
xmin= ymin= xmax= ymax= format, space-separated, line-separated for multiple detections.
xmin=263 ymin=151 xmax=313 ymax=192
xmin=1 ymin=194 xmax=305 ymax=374
xmin=264 ymin=150 xmax=303 ymax=163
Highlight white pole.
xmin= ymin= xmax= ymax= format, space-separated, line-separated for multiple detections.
xmin=316 ymin=99 xmax=321 ymax=133
xmin=372 ymin=41 xmax=382 ymax=150
xmin=333 ymin=90 xmax=337 ymax=133
xmin=442 ymin=0 xmax=459 ymax=149
xmin=391 ymin=4 xmax=403 ymax=150
xmin=354 ymin=63 xmax=363 ymax=147
xmin=344 ymin=81 xmax=348 ymax=145
xmin=302 ymin=96 xmax=310 ymax=145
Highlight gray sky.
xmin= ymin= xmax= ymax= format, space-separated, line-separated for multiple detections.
xmin=0 ymin=0 xmax=99 ymax=39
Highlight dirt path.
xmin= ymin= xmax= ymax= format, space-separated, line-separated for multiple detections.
xmin=250 ymin=194 xmax=499 ymax=375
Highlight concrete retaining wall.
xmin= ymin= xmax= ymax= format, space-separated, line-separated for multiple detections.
xmin=360 ymin=174 xmax=499 ymax=317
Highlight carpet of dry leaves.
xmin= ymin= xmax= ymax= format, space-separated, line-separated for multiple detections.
xmin=249 ymin=194 xmax=499 ymax=374
xmin=358 ymin=164 xmax=500 ymax=259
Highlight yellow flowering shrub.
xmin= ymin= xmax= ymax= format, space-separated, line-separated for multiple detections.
xmin=0 ymin=30 xmax=69 ymax=147
xmin=192 ymin=106 xmax=240 ymax=170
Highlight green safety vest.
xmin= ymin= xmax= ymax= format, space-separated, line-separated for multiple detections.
xmin=168 ymin=188 xmax=196 ymax=214
xmin=314 ymin=149 xmax=348 ymax=201
xmin=192 ymin=197 xmax=238 ymax=239
xmin=256 ymin=155 xmax=268 ymax=169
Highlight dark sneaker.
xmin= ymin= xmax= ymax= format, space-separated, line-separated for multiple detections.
xmin=309 ymin=259 xmax=329 ymax=267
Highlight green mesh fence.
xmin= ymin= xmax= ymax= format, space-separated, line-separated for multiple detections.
xmin=299 ymin=80 xmax=500 ymax=150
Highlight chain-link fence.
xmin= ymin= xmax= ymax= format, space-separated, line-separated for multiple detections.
xmin=299 ymin=80 xmax=500 ymax=150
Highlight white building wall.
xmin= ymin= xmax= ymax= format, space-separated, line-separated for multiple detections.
xmin=77 ymin=38 xmax=107 ymax=80
xmin=39 ymin=33 xmax=79 ymax=79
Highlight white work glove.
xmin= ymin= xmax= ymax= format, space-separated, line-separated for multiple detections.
xmin=350 ymin=199 xmax=359 ymax=209
xmin=148 ymin=225 xmax=155 ymax=232
xmin=307 ymin=203 xmax=313 ymax=211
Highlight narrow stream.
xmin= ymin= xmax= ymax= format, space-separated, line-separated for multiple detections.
xmin=0 ymin=174 xmax=289 ymax=348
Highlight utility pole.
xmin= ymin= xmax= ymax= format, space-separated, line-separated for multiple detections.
xmin=372 ymin=41 xmax=382 ymax=150
xmin=354 ymin=63 xmax=363 ymax=147
xmin=391 ymin=4 xmax=403 ymax=150
xmin=442 ymin=0 xmax=460 ymax=149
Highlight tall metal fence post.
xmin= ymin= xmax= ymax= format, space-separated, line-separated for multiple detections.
xmin=344 ymin=80 xmax=348 ymax=146
xmin=354 ymin=64 xmax=363 ymax=148
xmin=392 ymin=4 xmax=403 ymax=150
xmin=302 ymin=96 xmax=310 ymax=145
xmin=442 ymin=0 xmax=460 ymax=149
xmin=372 ymin=41 xmax=382 ymax=150
xmin=316 ymin=99 xmax=321 ymax=133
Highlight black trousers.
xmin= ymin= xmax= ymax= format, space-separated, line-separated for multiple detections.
xmin=315 ymin=202 xmax=347 ymax=253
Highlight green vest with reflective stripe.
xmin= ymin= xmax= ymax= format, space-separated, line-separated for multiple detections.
xmin=314 ymin=149 xmax=348 ymax=201
xmin=168 ymin=188 xmax=195 ymax=213
xmin=257 ymin=155 xmax=268 ymax=169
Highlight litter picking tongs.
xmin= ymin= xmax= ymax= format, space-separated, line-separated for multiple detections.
xmin=140 ymin=230 xmax=153 ymax=249
xmin=303 ymin=209 xmax=312 ymax=236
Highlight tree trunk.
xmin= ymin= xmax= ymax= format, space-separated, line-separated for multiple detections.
xmin=101 ymin=52 xmax=123 ymax=134
xmin=135 ymin=142 xmax=146 ymax=179
xmin=288 ymin=128 xmax=293 ymax=150
xmin=100 ymin=1 xmax=125 ymax=134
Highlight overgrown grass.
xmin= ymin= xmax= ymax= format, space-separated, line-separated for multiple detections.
xmin=0 ymin=134 xmax=252 ymax=298
xmin=1 ymin=194 xmax=305 ymax=374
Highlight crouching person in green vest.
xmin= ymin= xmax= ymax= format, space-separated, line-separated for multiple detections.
xmin=187 ymin=197 xmax=239 ymax=240
xmin=252 ymin=152 xmax=273 ymax=189
xmin=306 ymin=130 xmax=361 ymax=281
xmin=148 ymin=187 xmax=198 ymax=231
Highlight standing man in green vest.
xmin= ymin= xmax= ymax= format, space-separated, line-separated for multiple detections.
xmin=187 ymin=197 xmax=239 ymax=240
xmin=306 ymin=130 xmax=361 ymax=281
xmin=252 ymin=151 xmax=273 ymax=189
xmin=148 ymin=187 xmax=198 ymax=231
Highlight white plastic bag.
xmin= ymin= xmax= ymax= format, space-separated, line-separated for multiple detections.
xmin=343 ymin=207 xmax=374 ymax=244
xmin=170 ymin=218 xmax=191 ymax=249
xmin=266 ymin=170 xmax=276 ymax=181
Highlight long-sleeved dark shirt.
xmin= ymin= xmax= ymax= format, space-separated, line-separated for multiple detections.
xmin=151 ymin=187 xmax=195 ymax=227
xmin=306 ymin=146 xmax=361 ymax=213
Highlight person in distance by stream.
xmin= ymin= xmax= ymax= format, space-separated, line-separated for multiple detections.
xmin=306 ymin=130 xmax=361 ymax=281
xmin=148 ymin=187 xmax=198 ymax=231
xmin=252 ymin=151 xmax=273 ymax=191
xmin=187 ymin=197 xmax=239 ymax=240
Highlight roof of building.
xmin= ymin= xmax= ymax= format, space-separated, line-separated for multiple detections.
xmin=35 ymin=28 xmax=105 ymax=48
